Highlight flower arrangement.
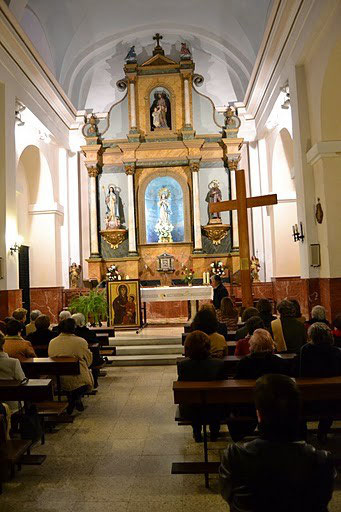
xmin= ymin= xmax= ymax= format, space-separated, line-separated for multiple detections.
xmin=210 ymin=261 xmax=226 ymax=277
xmin=182 ymin=266 xmax=194 ymax=285
xmin=106 ymin=264 xmax=120 ymax=281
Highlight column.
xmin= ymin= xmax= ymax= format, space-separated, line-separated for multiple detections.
xmin=129 ymin=80 xmax=137 ymax=130
xmin=86 ymin=166 xmax=100 ymax=257
xmin=125 ymin=164 xmax=137 ymax=254
xmin=184 ymin=78 xmax=191 ymax=126
xmin=190 ymin=162 xmax=202 ymax=252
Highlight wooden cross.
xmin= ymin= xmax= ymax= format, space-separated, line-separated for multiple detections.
xmin=209 ymin=169 xmax=277 ymax=307
xmin=153 ymin=33 xmax=163 ymax=47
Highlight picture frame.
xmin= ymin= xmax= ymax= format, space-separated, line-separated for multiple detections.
xmin=107 ymin=279 xmax=142 ymax=329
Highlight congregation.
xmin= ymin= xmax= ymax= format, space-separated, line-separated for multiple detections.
xmin=1 ymin=287 xmax=341 ymax=509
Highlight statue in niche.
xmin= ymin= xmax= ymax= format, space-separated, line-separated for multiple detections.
xmin=102 ymin=184 xmax=125 ymax=229
xmin=206 ymin=180 xmax=222 ymax=224
xmin=155 ymin=187 xmax=174 ymax=243
xmin=150 ymin=90 xmax=171 ymax=130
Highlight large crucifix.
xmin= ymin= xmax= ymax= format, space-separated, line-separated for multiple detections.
xmin=210 ymin=169 xmax=277 ymax=307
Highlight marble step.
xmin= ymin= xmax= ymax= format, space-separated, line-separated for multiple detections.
xmin=107 ymin=354 xmax=180 ymax=366
xmin=116 ymin=344 xmax=183 ymax=356
xmin=109 ymin=336 xmax=182 ymax=347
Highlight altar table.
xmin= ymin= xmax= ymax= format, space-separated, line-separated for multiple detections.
xmin=140 ymin=286 xmax=213 ymax=322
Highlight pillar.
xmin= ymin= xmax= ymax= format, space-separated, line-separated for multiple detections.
xmin=129 ymin=80 xmax=137 ymax=130
xmin=184 ymin=78 xmax=191 ymax=126
xmin=190 ymin=162 xmax=202 ymax=252
xmin=125 ymin=164 xmax=138 ymax=255
xmin=86 ymin=165 xmax=100 ymax=257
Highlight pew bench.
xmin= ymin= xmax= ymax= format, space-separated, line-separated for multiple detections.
xmin=172 ymin=377 xmax=341 ymax=487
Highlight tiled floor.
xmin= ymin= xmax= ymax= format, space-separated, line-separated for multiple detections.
xmin=1 ymin=365 xmax=341 ymax=511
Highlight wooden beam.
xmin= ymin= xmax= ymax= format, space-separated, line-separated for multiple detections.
xmin=246 ymin=194 xmax=277 ymax=208
xmin=210 ymin=199 xmax=237 ymax=213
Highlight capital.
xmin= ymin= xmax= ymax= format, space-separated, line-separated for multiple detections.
xmin=86 ymin=165 xmax=100 ymax=178
xmin=189 ymin=162 xmax=200 ymax=173
xmin=124 ymin=164 xmax=135 ymax=176
xmin=227 ymin=157 xmax=240 ymax=171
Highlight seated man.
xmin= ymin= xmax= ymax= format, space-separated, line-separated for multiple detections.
xmin=48 ymin=318 xmax=93 ymax=414
xmin=27 ymin=315 xmax=55 ymax=355
xmin=12 ymin=308 xmax=28 ymax=337
xmin=178 ymin=330 xmax=226 ymax=442
xmin=25 ymin=310 xmax=41 ymax=336
xmin=300 ymin=322 xmax=341 ymax=442
xmin=3 ymin=319 xmax=36 ymax=361
xmin=51 ymin=310 xmax=72 ymax=335
xmin=220 ymin=374 xmax=336 ymax=512
xmin=235 ymin=316 xmax=265 ymax=357
xmin=235 ymin=307 xmax=260 ymax=340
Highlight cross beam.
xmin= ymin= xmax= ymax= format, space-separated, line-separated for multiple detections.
xmin=209 ymin=169 xmax=278 ymax=307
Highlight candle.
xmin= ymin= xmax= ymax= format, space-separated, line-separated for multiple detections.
xmin=118 ymin=275 xmax=122 ymax=281
xmin=126 ymin=275 xmax=130 ymax=280
xmin=202 ymin=272 xmax=206 ymax=284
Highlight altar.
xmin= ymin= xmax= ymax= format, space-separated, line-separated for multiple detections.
xmin=80 ymin=34 xmax=244 ymax=323
xmin=141 ymin=285 xmax=213 ymax=323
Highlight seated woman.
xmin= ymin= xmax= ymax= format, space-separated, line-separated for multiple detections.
xmin=256 ymin=299 xmax=276 ymax=330
xmin=191 ymin=307 xmax=228 ymax=358
xmin=332 ymin=314 xmax=341 ymax=348
xmin=3 ymin=319 xmax=36 ymax=361
xmin=177 ymin=330 xmax=226 ymax=442
xmin=235 ymin=329 xmax=288 ymax=379
xmin=305 ymin=305 xmax=330 ymax=330
xmin=0 ymin=330 xmax=26 ymax=419
xmin=300 ymin=322 xmax=341 ymax=443
xmin=217 ymin=297 xmax=239 ymax=331
xmin=271 ymin=300 xmax=306 ymax=353
xmin=289 ymin=299 xmax=306 ymax=323
xmin=235 ymin=307 xmax=260 ymax=340
xmin=230 ymin=329 xmax=288 ymax=442
xmin=27 ymin=315 xmax=55 ymax=356
xmin=234 ymin=316 xmax=265 ymax=357
xmin=48 ymin=318 xmax=93 ymax=414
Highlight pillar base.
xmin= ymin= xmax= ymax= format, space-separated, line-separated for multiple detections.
xmin=193 ymin=248 xmax=204 ymax=254
xmin=128 ymin=251 xmax=139 ymax=257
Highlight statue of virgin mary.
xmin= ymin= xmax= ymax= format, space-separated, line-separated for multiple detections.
xmin=103 ymin=184 xmax=125 ymax=229
xmin=155 ymin=187 xmax=174 ymax=242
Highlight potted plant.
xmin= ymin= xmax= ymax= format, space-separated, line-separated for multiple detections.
xmin=69 ymin=289 xmax=108 ymax=326
xmin=182 ymin=266 xmax=194 ymax=286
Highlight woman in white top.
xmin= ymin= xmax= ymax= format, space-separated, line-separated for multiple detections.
xmin=0 ymin=331 xmax=25 ymax=380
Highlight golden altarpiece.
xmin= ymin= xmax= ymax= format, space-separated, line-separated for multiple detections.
xmin=81 ymin=36 xmax=243 ymax=285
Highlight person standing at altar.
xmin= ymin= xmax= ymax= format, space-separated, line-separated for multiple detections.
xmin=211 ymin=274 xmax=229 ymax=310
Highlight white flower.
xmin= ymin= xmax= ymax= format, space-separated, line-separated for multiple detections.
xmin=210 ymin=263 xmax=214 ymax=267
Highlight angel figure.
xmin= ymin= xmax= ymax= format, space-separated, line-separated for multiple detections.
xmin=69 ymin=263 xmax=82 ymax=288
xmin=250 ymin=256 xmax=261 ymax=282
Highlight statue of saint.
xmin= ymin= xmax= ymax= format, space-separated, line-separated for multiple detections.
xmin=103 ymin=185 xmax=125 ymax=229
xmin=155 ymin=187 xmax=174 ymax=242
xmin=206 ymin=180 xmax=222 ymax=223
xmin=150 ymin=91 xmax=171 ymax=130
xmin=250 ymin=256 xmax=261 ymax=282
xmin=69 ymin=263 xmax=82 ymax=288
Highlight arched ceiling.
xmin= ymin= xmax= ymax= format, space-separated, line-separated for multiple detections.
xmin=11 ymin=0 xmax=273 ymax=111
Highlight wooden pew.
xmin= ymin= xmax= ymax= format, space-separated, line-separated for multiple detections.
xmin=89 ymin=326 xmax=115 ymax=338
xmin=0 ymin=379 xmax=53 ymax=402
xmin=172 ymin=377 xmax=341 ymax=487
xmin=21 ymin=357 xmax=80 ymax=402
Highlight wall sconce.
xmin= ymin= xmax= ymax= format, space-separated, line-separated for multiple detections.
xmin=292 ymin=222 xmax=304 ymax=242
xmin=10 ymin=242 xmax=21 ymax=255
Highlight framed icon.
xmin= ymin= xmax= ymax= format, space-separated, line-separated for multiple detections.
xmin=107 ymin=279 xmax=142 ymax=329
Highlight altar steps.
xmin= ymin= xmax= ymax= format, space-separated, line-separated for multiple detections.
xmin=107 ymin=330 xmax=183 ymax=365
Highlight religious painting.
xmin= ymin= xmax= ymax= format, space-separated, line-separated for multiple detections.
xmin=150 ymin=88 xmax=171 ymax=130
xmin=107 ymin=279 xmax=142 ymax=329
xmin=145 ymin=176 xmax=184 ymax=243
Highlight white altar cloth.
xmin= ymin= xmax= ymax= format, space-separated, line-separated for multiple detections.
xmin=141 ymin=285 xmax=213 ymax=303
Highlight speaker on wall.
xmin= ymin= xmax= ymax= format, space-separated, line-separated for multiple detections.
xmin=310 ymin=244 xmax=321 ymax=267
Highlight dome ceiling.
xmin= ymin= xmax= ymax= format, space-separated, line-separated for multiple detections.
xmin=10 ymin=0 xmax=273 ymax=111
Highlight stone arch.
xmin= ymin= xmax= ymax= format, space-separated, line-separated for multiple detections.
xmin=137 ymin=168 xmax=191 ymax=245
xmin=16 ymin=145 xmax=61 ymax=286
xmin=321 ymin=37 xmax=341 ymax=140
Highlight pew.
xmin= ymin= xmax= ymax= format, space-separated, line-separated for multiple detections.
xmin=172 ymin=377 xmax=341 ymax=487
xmin=21 ymin=357 xmax=80 ymax=401
xmin=0 ymin=379 xmax=54 ymax=402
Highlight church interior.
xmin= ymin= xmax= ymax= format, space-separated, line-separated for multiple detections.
xmin=0 ymin=0 xmax=341 ymax=509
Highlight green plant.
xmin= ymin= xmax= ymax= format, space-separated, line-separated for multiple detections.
xmin=69 ymin=289 xmax=108 ymax=325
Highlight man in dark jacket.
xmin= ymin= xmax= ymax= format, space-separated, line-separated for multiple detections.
xmin=27 ymin=315 xmax=55 ymax=356
xmin=220 ymin=374 xmax=335 ymax=512
xmin=211 ymin=274 xmax=228 ymax=310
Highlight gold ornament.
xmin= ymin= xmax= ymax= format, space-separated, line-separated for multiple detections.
xmin=100 ymin=229 xmax=127 ymax=250
xmin=201 ymin=224 xmax=230 ymax=245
